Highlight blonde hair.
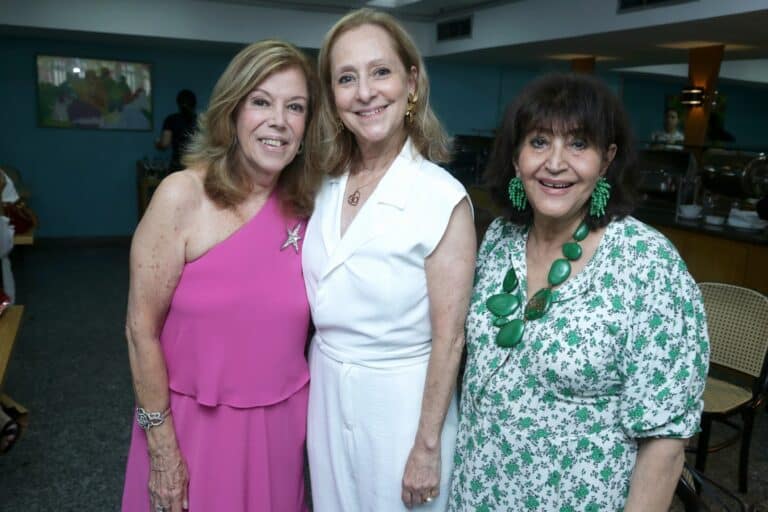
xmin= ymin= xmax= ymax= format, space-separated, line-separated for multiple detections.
xmin=183 ymin=39 xmax=320 ymax=217
xmin=307 ymin=8 xmax=451 ymax=177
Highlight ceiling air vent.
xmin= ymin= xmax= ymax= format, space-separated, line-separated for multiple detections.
xmin=619 ymin=0 xmax=698 ymax=12
xmin=437 ymin=16 xmax=472 ymax=42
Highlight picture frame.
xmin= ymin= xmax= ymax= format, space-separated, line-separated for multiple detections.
xmin=36 ymin=54 xmax=153 ymax=131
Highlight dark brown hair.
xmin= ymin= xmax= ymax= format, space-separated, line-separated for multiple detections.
xmin=486 ymin=73 xmax=638 ymax=229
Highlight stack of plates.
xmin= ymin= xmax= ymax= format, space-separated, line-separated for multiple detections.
xmin=727 ymin=209 xmax=768 ymax=231
xmin=704 ymin=215 xmax=725 ymax=225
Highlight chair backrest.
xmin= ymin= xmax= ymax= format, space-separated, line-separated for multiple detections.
xmin=699 ymin=282 xmax=768 ymax=380
xmin=676 ymin=462 xmax=751 ymax=512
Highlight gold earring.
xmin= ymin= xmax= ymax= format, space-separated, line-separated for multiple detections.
xmin=405 ymin=92 xmax=418 ymax=125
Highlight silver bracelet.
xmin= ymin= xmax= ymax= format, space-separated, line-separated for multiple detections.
xmin=136 ymin=406 xmax=171 ymax=431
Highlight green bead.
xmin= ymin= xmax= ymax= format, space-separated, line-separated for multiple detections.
xmin=548 ymin=259 xmax=571 ymax=286
xmin=502 ymin=268 xmax=519 ymax=292
xmin=524 ymin=288 xmax=552 ymax=320
xmin=496 ymin=318 xmax=525 ymax=348
xmin=486 ymin=294 xmax=521 ymax=317
xmin=493 ymin=317 xmax=511 ymax=327
xmin=573 ymin=222 xmax=589 ymax=242
xmin=562 ymin=242 xmax=582 ymax=261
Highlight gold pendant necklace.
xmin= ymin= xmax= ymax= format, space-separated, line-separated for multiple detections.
xmin=346 ymin=170 xmax=385 ymax=207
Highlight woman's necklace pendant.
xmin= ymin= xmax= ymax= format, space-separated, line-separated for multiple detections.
xmin=486 ymin=220 xmax=589 ymax=349
xmin=347 ymin=189 xmax=361 ymax=206
xmin=524 ymin=288 xmax=553 ymax=320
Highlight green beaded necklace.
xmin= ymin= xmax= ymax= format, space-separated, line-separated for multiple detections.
xmin=486 ymin=220 xmax=589 ymax=348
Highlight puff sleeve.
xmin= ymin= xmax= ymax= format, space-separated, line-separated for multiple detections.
xmin=618 ymin=251 xmax=710 ymax=439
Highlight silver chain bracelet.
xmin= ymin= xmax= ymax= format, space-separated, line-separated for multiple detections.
xmin=136 ymin=406 xmax=171 ymax=431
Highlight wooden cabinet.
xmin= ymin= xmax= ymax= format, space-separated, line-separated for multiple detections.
xmin=653 ymin=225 xmax=768 ymax=294
xmin=746 ymin=245 xmax=768 ymax=295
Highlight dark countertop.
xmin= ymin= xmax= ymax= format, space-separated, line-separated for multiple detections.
xmin=634 ymin=208 xmax=768 ymax=246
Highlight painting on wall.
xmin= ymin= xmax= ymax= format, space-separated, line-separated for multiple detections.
xmin=36 ymin=55 xmax=152 ymax=130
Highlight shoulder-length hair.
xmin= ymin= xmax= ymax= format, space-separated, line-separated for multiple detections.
xmin=183 ymin=39 xmax=319 ymax=217
xmin=307 ymin=8 xmax=450 ymax=177
xmin=486 ymin=73 xmax=639 ymax=230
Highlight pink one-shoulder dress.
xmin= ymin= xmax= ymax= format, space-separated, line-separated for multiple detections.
xmin=122 ymin=192 xmax=310 ymax=511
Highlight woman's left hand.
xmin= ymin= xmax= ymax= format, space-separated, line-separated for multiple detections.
xmin=401 ymin=443 xmax=441 ymax=508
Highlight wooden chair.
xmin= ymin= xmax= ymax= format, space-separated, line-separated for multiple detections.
xmin=676 ymin=462 xmax=751 ymax=511
xmin=0 ymin=306 xmax=25 ymax=389
xmin=694 ymin=282 xmax=768 ymax=493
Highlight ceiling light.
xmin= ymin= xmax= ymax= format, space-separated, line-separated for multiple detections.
xmin=658 ymin=41 xmax=755 ymax=51
xmin=366 ymin=0 xmax=421 ymax=6
xmin=547 ymin=54 xmax=616 ymax=62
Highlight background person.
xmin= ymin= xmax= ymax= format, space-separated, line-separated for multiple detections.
xmin=155 ymin=89 xmax=198 ymax=172
xmin=650 ymin=106 xmax=684 ymax=147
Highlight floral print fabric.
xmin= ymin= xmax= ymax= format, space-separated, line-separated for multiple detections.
xmin=449 ymin=216 xmax=709 ymax=512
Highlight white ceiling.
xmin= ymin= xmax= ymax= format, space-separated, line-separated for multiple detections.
xmin=199 ymin=0 xmax=768 ymax=69
xmin=1 ymin=0 xmax=766 ymax=80
xmin=434 ymin=9 xmax=768 ymax=69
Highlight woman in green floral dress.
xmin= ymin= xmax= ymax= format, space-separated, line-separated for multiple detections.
xmin=449 ymin=74 xmax=709 ymax=512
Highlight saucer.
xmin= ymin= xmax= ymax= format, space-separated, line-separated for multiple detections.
xmin=704 ymin=215 xmax=725 ymax=225
xmin=727 ymin=218 xmax=767 ymax=231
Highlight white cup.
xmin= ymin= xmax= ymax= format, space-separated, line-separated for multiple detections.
xmin=678 ymin=204 xmax=702 ymax=218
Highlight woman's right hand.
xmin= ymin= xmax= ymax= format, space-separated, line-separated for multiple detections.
xmin=147 ymin=424 xmax=189 ymax=512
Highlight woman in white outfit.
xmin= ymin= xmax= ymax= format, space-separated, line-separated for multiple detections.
xmin=303 ymin=8 xmax=476 ymax=511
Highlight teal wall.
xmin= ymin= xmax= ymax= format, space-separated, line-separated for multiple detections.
xmin=716 ymin=80 xmax=768 ymax=150
xmin=618 ymin=73 xmax=683 ymax=144
xmin=427 ymin=60 xmax=504 ymax=137
xmin=1 ymin=34 xmax=767 ymax=237
xmin=0 ymin=36 xmax=239 ymax=237
xmin=427 ymin=60 xmax=567 ymax=137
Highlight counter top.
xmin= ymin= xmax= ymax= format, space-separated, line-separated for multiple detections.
xmin=634 ymin=208 xmax=768 ymax=246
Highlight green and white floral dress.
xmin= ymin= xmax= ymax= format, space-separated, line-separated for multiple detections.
xmin=449 ymin=216 xmax=709 ymax=512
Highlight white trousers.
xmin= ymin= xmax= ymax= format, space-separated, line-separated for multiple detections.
xmin=307 ymin=340 xmax=458 ymax=512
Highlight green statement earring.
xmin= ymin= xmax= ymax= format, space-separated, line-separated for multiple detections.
xmin=589 ymin=177 xmax=611 ymax=217
xmin=508 ymin=176 xmax=527 ymax=211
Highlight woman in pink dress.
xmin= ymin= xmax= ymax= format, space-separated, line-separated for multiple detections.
xmin=122 ymin=40 xmax=319 ymax=512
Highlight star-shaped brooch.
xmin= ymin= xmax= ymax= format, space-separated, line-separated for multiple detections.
xmin=280 ymin=222 xmax=302 ymax=254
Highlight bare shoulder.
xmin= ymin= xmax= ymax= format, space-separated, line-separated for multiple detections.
xmin=148 ymin=169 xmax=205 ymax=218
xmin=134 ymin=169 xmax=206 ymax=248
